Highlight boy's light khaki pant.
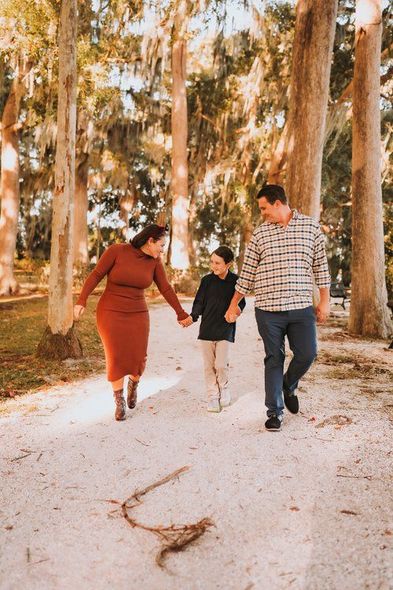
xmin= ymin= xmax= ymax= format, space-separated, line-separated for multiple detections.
xmin=200 ymin=340 xmax=231 ymax=402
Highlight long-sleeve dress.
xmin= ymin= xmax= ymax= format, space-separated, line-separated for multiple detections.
xmin=77 ymin=243 xmax=188 ymax=381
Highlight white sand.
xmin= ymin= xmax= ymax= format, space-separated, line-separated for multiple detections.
xmin=0 ymin=302 xmax=392 ymax=590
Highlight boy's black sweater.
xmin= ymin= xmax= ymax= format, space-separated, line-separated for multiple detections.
xmin=191 ymin=270 xmax=246 ymax=342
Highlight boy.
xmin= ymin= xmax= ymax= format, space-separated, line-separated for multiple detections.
xmin=187 ymin=246 xmax=245 ymax=412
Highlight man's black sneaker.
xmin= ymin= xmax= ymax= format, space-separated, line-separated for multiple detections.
xmin=265 ymin=415 xmax=283 ymax=431
xmin=284 ymin=390 xmax=299 ymax=414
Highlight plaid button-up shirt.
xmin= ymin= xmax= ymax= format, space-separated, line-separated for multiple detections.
xmin=236 ymin=210 xmax=331 ymax=311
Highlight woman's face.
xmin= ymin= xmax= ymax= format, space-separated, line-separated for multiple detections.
xmin=147 ymin=236 xmax=166 ymax=259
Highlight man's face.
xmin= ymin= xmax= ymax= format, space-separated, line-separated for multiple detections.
xmin=258 ymin=196 xmax=281 ymax=223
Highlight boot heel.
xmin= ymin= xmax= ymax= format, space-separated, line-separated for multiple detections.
xmin=127 ymin=379 xmax=138 ymax=409
xmin=113 ymin=388 xmax=126 ymax=421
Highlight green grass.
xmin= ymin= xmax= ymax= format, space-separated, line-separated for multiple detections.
xmin=0 ymin=295 xmax=105 ymax=398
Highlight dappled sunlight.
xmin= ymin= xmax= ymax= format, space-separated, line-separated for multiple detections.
xmin=53 ymin=372 xmax=182 ymax=429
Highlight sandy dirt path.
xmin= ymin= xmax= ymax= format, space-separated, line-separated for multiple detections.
xmin=0 ymin=302 xmax=392 ymax=590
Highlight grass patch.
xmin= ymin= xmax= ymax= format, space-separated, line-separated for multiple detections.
xmin=327 ymin=363 xmax=393 ymax=381
xmin=0 ymin=295 xmax=105 ymax=398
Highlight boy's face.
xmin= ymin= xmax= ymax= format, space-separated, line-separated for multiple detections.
xmin=210 ymin=253 xmax=231 ymax=276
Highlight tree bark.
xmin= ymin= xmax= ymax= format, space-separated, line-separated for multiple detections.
xmin=38 ymin=0 xmax=82 ymax=359
xmin=170 ymin=0 xmax=190 ymax=270
xmin=0 ymin=72 xmax=25 ymax=295
xmin=284 ymin=0 xmax=338 ymax=219
xmin=348 ymin=0 xmax=392 ymax=338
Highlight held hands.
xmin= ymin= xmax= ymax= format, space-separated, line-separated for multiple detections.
xmin=73 ymin=304 xmax=85 ymax=321
xmin=224 ymin=306 xmax=242 ymax=323
xmin=178 ymin=315 xmax=193 ymax=328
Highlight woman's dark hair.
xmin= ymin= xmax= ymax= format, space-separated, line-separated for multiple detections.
xmin=257 ymin=184 xmax=287 ymax=205
xmin=212 ymin=246 xmax=234 ymax=264
xmin=131 ymin=224 xmax=168 ymax=249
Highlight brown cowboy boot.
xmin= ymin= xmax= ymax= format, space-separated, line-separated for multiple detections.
xmin=127 ymin=378 xmax=138 ymax=409
xmin=113 ymin=388 xmax=126 ymax=421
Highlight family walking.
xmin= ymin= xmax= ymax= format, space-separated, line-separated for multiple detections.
xmin=74 ymin=184 xmax=330 ymax=431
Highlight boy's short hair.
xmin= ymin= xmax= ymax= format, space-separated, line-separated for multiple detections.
xmin=257 ymin=184 xmax=287 ymax=204
xmin=212 ymin=246 xmax=234 ymax=264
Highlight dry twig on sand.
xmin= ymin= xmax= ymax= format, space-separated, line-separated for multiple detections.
xmin=120 ymin=465 xmax=214 ymax=569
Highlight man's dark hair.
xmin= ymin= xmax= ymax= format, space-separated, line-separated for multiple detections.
xmin=257 ymin=184 xmax=287 ymax=205
xmin=212 ymin=246 xmax=234 ymax=264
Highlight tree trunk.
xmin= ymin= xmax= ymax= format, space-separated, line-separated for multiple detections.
xmin=0 ymin=73 xmax=25 ymax=295
xmin=267 ymin=123 xmax=288 ymax=185
xmin=170 ymin=0 xmax=190 ymax=270
xmin=119 ymin=181 xmax=136 ymax=240
xmin=37 ymin=0 xmax=82 ymax=359
xmin=73 ymin=155 xmax=89 ymax=270
xmin=238 ymin=207 xmax=254 ymax=272
xmin=284 ymin=0 xmax=338 ymax=219
xmin=348 ymin=0 xmax=392 ymax=338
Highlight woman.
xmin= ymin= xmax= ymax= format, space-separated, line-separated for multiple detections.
xmin=74 ymin=224 xmax=191 ymax=421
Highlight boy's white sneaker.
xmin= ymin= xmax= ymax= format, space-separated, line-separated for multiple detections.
xmin=207 ymin=399 xmax=221 ymax=413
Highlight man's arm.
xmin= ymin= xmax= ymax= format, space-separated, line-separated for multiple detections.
xmin=225 ymin=233 xmax=260 ymax=322
xmin=313 ymin=228 xmax=331 ymax=324
xmin=316 ymin=287 xmax=330 ymax=324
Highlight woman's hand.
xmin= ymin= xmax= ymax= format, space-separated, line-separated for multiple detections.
xmin=178 ymin=315 xmax=193 ymax=328
xmin=74 ymin=304 xmax=85 ymax=321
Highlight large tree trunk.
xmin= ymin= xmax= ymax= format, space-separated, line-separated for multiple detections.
xmin=267 ymin=124 xmax=289 ymax=185
xmin=284 ymin=0 xmax=338 ymax=219
xmin=348 ymin=0 xmax=392 ymax=338
xmin=0 ymin=73 xmax=25 ymax=295
xmin=38 ymin=0 xmax=82 ymax=359
xmin=170 ymin=0 xmax=190 ymax=270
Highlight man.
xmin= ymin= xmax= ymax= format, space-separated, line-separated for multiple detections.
xmin=225 ymin=184 xmax=330 ymax=431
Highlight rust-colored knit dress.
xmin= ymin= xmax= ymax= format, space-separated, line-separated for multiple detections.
xmin=77 ymin=243 xmax=188 ymax=382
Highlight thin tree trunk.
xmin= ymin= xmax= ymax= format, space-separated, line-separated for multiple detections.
xmin=0 ymin=72 xmax=25 ymax=295
xmin=284 ymin=0 xmax=338 ymax=219
xmin=73 ymin=111 xmax=90 ymax=272
xmin=348 ymin=0 xmax=392 ymax=338
xmin=170 ymin=0 xmax=190 ymax=270
xmin=187 ymin=193 xmax=197 ymax=268
xmin=73 ymin=155 xmax=89 ymax=270
xmin=119 ymin=180 xmax=136 ymax=240
xmin=238 ymin=207 xmax=254 ymax=272
xmin=38 ymin=0 xmax=82 ymax=359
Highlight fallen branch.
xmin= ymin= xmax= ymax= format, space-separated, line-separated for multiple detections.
xmin=337 ymin=474 xmax=373 ymax=481
xmin=10 ymin=452 xmax=33 ymax=462
xmin=135 ymin=438 xmax=151 ymax=447
xmin=120 ymin=466 xmax=214 ymax=569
